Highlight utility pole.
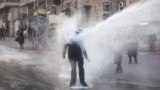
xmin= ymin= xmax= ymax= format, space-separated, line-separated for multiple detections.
xmin=61 ymin=0 xmax=64 ymax=11
xmin=33 ymin=0 xmax=39 ymax=49
xmin=46 ymin=0 xmax=49 ymax=50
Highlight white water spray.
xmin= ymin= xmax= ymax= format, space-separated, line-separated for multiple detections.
xmin=53 ymin=0 xmax=160 ymax=84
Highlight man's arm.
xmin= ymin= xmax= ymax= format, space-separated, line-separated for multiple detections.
xmin=83 ymin=50 xmax=90 ymax=62
xmin=63 ymin=44 xmax=69 ymax=59
xmin=83 ymin=50 xmax=88 ymax=59
xmin=83 ymin=49 xmax=90 ymax=62
xmin=80 ymin=40 xmax=89 ymax=61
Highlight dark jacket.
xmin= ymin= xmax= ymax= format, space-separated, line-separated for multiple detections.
xmin=28 ymin=27 xmax=32 ymax=34
xmin=17 ymin=29 xmax=24 ymax=45
xmin=63 ymin=42 xmax=88 ymax=61
xmin=127 ymin=42 xmax=138 ymax=56
xmin=114 ymin=53 xmax=122 ymax=64
xmin=68 ymin=42 xmax=83 ymax=60
xmin=0 ymin=27 xmax=5 ymax=35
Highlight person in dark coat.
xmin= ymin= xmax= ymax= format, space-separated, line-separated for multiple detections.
xmin=148 ymin=34 xmax=157 ymax=52
xmin=16 ymin=27 xmax=25 ymax=49
xmin=28 ymin=26 xmax=33 ymax=41
xmin=127 ymin=41 xmax=138 ymax=64
xmin=114 ymin=51 xmax=123 ymax=74
xmin=0 ymin=25 xmax=5 ymax=40
xmin=63 ymin=29 xmax=89 ymax=87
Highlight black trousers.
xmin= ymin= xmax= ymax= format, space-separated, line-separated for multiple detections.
xmin=149 ymin=43 xmax=156 ymax=52
xmin=116 ymin=63 xmax=123 ymax=73
xmin=28 ymin=34 xmax=33 ymax=40
xmin=0 ymin=34 xmax=5 ymax=40
xmin=128 ymin=55 xmax=138 ymax=64
xmin=69 ymin=59 xmax=85 ymax=85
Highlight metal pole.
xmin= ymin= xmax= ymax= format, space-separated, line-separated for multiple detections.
xmin=46 ymin=0 xmax=48 ymax=50
xmin=34 ymin=0 xmax=35 ymax=10
xmin=35 ymin=0 xmax=39 ymax=49
xmin=37 ymin=0 xmax=39 ymax=49
xmin=33 ymin=0 xmax=36 ymax=48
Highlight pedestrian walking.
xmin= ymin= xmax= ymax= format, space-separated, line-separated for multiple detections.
xmin=127 ymin=41 xmax=138 ymax=64
xmin=16 ymin=26 xmax=25 ymax=49
xmin=28 ymin=26 xmax=33 ymax=41
xmin=114 ymin=52 xmax=123 ymax=74
xmin=0 ymin=25 xmax=5 ymax=40
xmin=148 ymin=34 xmax=157 ymax=52
xmin=63 ymin=29 xmax=89 ymax=87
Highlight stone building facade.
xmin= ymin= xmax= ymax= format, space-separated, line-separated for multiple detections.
xmin=0 ymin=0 xmax=54 ymax=36
xmin=0 ymin=0 xmax=141 ymax=36
xmin=60 ymin=0 xmax=127 ymax=21
xmin=0 ymin=0 xmax=30 ymax=36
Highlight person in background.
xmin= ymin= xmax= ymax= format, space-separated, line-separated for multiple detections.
xmin=114 ymin=51 xmax=123 ymax=74
xmin=16 ymin=26 xmax=25 ymax=49
xmin=28 ymin=26 xmax=33 ymax=41
xmin=0 ymin=25 xmax=5 ymax=40
xmin=148 ymin=34 xmax=157 ymax=52
xmin=127 ymin=41 xmax=138 ymax=64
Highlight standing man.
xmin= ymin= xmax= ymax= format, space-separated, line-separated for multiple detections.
xmin=114 ymin=51 xmax=123 ymax=74
xmin=16 ymin=26 xmax=25 ymax=49
xmin=63 ymin=29 xmax=89 ymax=87
xmin=148 ymin=34 xmax=157 ymax=52
xmin=28 ymin=26 xmax=33 ymax=41
xmin=127 ymin=41 xmax=138 ymax=64
xmin=0 ymin=25 xmax=5 ymax=40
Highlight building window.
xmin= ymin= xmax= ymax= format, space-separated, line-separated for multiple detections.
xmin=63 ymin=2 xmax=71 ymax=16
xmin=103 ymin=1 xmax=111 ymax=20
xmin=74 ymin=0 xmax=78 ymax=9
xmin=103 ymin=14 xmax=110 ymax=20
xmin=119 ymin=2 xmax=124 ymax=10
xmin=19 ymin=14 xmax=27 ymax=29
xmin=53 ymin=0 xmax=61 ymax=5
xmin=84 ymin=5 xmax=91 ymax=17
xmin=129 ymin=0 xmax=133 ymax=3
xmin=64 ymin=2 xmax=71 ymax=10
xmin=52 ymin=6 xmax=57 ymax=15
xmin=103 ymin=2 xmax=111 ymax=12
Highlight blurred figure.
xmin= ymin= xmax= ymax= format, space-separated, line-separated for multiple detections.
xmin=114 ymin=51 xmax=123 ymax=74
xmin=16 ymin=26 xmax=25 ymax=49
xmin=127 ymin=41 xmax=138 ymax=64
xmin=28 ymin=26 xmax=33 ymax=41
xmin=62 ymin=5 xmax=71 ymax=16
xmin=148 ymin=34 xmax=157 ymax=52
xmin=0 ymin=25 xmax=5 ymax=40
xmin=63 ymin=29 xmax=89 ymax=87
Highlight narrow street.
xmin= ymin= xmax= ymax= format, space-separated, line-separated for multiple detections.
xmin=0 ymin=37 xmax=160 ymax=90
xmin=57 ymin=54 xmax=160 ymax=90
xmin=0 ymin=0 xmax=160 ymax=90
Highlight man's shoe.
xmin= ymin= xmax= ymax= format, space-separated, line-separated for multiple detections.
xmin=69 ymin=82 xmax=76 ymax=87
xmin=81 ymin=82 xmax=88 ymax=87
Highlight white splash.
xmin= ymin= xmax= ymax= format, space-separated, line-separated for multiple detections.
xmin=51 ymin=0 xmax=160 ymax=83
